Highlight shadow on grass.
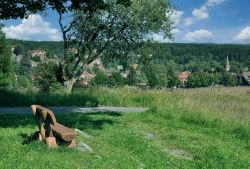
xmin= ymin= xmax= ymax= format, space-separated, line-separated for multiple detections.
xmin=0 ymin=112 xmax=120 ymax=130
xmin=18 ymin=132 xmax=38 ymax=145
xmin=0 ymin=89 xmax=99 ymax=107
xmin=0 ymin=112 xmax=121 ymax=145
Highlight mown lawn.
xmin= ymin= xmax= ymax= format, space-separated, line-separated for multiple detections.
xmin=0 ymin=87 xmax=250 ymax=169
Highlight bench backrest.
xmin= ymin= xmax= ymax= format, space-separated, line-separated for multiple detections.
xmin=31 ymin=105 xmax=58 ymax=139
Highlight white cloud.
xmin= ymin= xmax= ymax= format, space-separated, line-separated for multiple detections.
xmin=206 ymin=0 xmax=227 ymax=7
xmin=170 ymin=10 xmax=184 ymax=27
xmin=171 ymin=28 xmax=181 ymax=35
xmin=183 ymin=0 xmax=226 ymax=27
xmin=184 ymin=29 xmax=213 ymax=42
xmin=235 ymin=27 xmax=250 ymax=42
xmin=183 ymin=17 xmax=194 ymax=27
xmin=192 ymin=6 xmax=209 ymax=19
xmin=152 ymin=32 xmax=173 ymax=43
xmin=3 ymin=14 xmax=61 ymax=41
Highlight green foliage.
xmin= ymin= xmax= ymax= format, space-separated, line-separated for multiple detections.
xmin=157 ymin=73 xmax=168 ymax=87
xmin=141 ymin=42 xmax=250 ymax=74
xmin=59 ymin=0 xmax=173 ymax=90
xmin=90 ymin=71 xmax=109 ymax=86
xmin=13 ymin=44 xmax=24 ymax=56
xmin=108 ymin=72 xmax=125 ymax=87
xmin=30 ymin=55 xmax=41 ymax=62
xmin=144 ymin=64 xmax=159 ymax=88
xmin=15 ymin=76 xmax=31 ymax=89
xmin=167 ymin=69 xmax=180 ymax=88
xmin=221 ymin=73 xmax=238 ymax=86
xmin=33 ymin=62 xmax=63 ymax=92
xmin=0 ymin=28 xmax=12 ymax=87
xmin=18 ymin=53 xmax=31 ymax=78
xmin=126 ymin=68 xmax=138 ymax=86
xmin=187 ymin=72 xmax=212 ymax=88
xmin=187 ymin=72 xmax=224 ymax=88
xmin=9 ymin=39 xmax=64 ymax=59
xmin=48 ymin=82 xmax=65 ymax=93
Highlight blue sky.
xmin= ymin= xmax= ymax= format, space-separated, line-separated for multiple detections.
xmin=2 ymin=0 xmax=250 ymax=43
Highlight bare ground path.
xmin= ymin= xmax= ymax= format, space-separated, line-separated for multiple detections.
xmin=0 ymin=106 xmax=149 ymax=115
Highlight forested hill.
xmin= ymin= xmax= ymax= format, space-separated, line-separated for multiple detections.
xmin=8 ymin=39 xmax=250 ymax=68
xmin=9 ymin=39 xmax=64 ymax=58
xmin=143 ymin=43 xmax=250 ymax=65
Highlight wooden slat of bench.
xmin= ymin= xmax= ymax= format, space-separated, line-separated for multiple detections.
xmin=51 ymin=123 xmax=77 ymax=142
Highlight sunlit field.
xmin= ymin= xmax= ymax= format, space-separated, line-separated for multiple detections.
xmin=0 ymin=86 xmax=249 ymax=169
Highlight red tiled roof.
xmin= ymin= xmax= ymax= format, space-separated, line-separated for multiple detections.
xmin=179 ymin=71 xmax=191 ymax=80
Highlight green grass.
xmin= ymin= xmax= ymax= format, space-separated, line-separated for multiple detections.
xmin=0 ymin=86 xmax=250 ymax=168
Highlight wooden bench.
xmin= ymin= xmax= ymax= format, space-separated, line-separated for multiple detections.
xmin=31 ymin=105 xmax=77 ymax=148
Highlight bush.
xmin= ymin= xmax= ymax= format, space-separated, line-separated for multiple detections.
xmin=49 ymin=82 xmax=65 ymax=93
xmin=126 ymin=67 xmax=138 ymax=86
xmin=187 ymin=72 xmax=216 ymax=88
xmin=13 ymin=44 xmax=24 ymax=56
xmin=16 ymin=76 xmax=31 ymax=89
xmin=90 ymin=71 xmax=109 ymax=86
xmin=221 ymin=73 xmax=237 ymax=86
xmin=33 ymin=62 xmax=63 ymax=92
xmin=108 ymin=72 xmax=125 ymax=87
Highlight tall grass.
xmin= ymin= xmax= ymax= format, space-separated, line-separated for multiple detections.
xmin=0 ymin=89 xmax=98 ymax=107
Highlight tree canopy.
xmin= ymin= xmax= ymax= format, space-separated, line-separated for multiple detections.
xmin=0 ymin=26 xmax=12 ymax=87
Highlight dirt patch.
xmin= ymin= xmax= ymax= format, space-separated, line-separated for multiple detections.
xmin=165 ymin=148 xmax=196 ymax=161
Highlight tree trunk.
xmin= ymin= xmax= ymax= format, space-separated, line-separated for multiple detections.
xmin=64 ymin=78 xmax=77 ymax=93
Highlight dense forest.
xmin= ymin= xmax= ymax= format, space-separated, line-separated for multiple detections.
xmin=9 ymin=39 xmax=64 ymax=58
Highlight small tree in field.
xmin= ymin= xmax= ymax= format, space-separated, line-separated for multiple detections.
xmin=126 ymin=67 xmax=138 ymax=86
xmin=18 ymin=53 xmax=32 ymax=79
xmin=90 ymin=71 xmax=108 ymax=86
xmin=109 ymin=72 xmax=125 ymax=87
xmin=221 ymin=73 xmax=237 ymax=86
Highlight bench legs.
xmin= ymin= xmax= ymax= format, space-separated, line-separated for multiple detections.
xmin=67 ymin=139 xmax=77 ymax=148
xmin=45 ymin=137 xmax=58 ymax=148
xmin=34 ymin=131 xmax=76 ymax=148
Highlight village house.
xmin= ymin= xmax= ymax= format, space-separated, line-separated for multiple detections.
xmin=179 ymin=71 xmax=191 ymax=86
xmin=242 ymin=71 xmax=250 ymax=85
xmin=79 ymin=58 xmax=105 ymax=86
xmin=30 ymin=50 xmax=47 ymax=60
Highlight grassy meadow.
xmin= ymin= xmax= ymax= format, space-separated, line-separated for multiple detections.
xmin=0 ymin=86 xmax=250 ymax=168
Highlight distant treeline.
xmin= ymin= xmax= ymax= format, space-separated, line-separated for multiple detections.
xmin=143 ymin=42 xmax=250 ymax=68
xmin=8 ymin=39 xmax=64 ymax=58
xmin=9 ymin=39 xmax=250 ymax=71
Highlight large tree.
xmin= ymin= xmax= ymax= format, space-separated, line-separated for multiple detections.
xmin=0 ymin=25 xmax=12 ymax=87
xmin=0 ymin=0 xmax=173 ymax=92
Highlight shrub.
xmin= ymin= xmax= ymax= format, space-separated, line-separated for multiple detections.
xmin=0 ymin=28 xmax=12 ymax=87
xmin=90 ymin=71 xmax=109 ymax=86
xmin=108 ymin=72 xmax=125 ymax=87
xmin=221 ymin=73 xmax=237 ymax=86
xmin=33 ymin=62 xmax=63 ymax=92
xmin=126 ymin=67 xmax=138 ymax=86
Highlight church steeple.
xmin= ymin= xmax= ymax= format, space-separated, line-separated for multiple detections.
xmin=226 ymin=54 xmax=230 ymax=72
